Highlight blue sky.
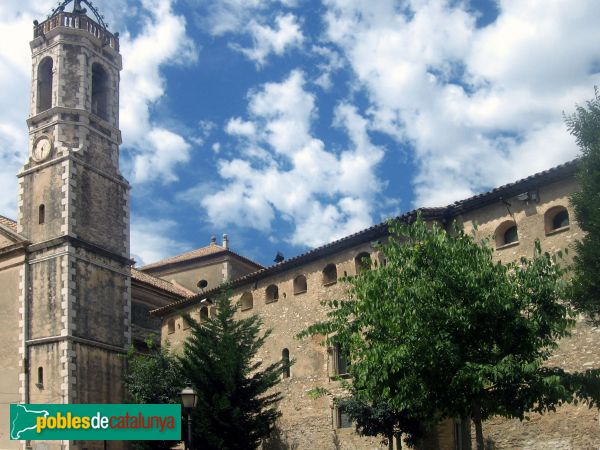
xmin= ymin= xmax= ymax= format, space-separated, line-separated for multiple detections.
xmin=0 ymin=0 xmax=598 ymax=267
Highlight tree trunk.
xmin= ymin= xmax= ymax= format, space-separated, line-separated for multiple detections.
xmin=395 ymin=433 xmax=402 ymax=450
xmin=388 ymin=433 xmax=394 ymax=450
xmin=472 ymin=402 xmax=485 ymax=450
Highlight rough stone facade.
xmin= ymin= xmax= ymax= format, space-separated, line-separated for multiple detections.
xmin=154 ymin=161 xmax=598 ymax=450
xmin=140 ymin=235 xmax=264 ymax=294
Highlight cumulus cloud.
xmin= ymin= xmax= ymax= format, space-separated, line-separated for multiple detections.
xmin=119 ymin=0 xmax=197 ymax=184
xmin=131 ymin=217 xmax=190 ymax=266
xmin=0 ymin=1 xmax=52 ymax=217
xmin=192 ymin=0 xmax=298 ymax=36
xmin=311 ymin=45 xmax=345 ymax=90
xmin=197 ymin=70 xmax=385 ymax=248
xmin=232 ymin=13 xmax=304 ymax=66
xmin=322 ymin=0 xmax=599 ymax=207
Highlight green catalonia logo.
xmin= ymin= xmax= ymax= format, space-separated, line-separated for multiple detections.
xmin=10 ymin=404 xmax=181 ymax=441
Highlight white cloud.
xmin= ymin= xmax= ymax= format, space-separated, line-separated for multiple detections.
xmin=322 ymin=0 xmax=598 ymax=207
xmin=197 ymin=70 xmax=385 ymax=248
xmin=311 ymin=45 xmax=345 ymax=90
xmin=0 ymin=1 xmax=52 ymax=217
xmin=131 ymin=217 xmax=190 ymax=266
xmin=0 ymin=0 xmax=197 ymax=220
xmin=120 ymin=0 xmax=198 ymax=184
xmin=226 ymin=117 xmax=257 ymax=137
xmin=232 ymin=13 xmax=304 ymax=66
xmin=194 ymin=0 xmax=298 ymax=36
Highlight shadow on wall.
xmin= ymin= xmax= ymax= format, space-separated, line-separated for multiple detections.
xmin=262 ymin=424 xmax=299 ymax=450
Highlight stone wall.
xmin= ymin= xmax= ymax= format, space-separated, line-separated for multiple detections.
xmin=0 ymin=252 xmax=25 ymax=449
xmin=158 ymin=170 xmax=598 ymax=449
xmin=458 ymin=176 xmax=600 ymax=449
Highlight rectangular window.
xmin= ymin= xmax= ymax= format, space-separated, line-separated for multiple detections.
xmin=336 ymin=408 xmax=352 ymax=429
xmin=334 ymin=344 xmax=350 ymax=375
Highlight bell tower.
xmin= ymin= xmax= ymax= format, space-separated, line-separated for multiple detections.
xmin=17 ymin=1 xmax=130 ymax=447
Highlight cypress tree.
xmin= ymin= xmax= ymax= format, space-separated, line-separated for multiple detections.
xmin=179 ymin=292 xmax=286 ymax=450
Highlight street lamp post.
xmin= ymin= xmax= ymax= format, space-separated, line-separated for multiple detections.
xmin=181 ymin=386 xmax=198 ymax=450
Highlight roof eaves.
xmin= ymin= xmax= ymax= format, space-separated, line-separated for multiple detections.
xmin=150 ymin=208 xmax=447 ymax=316
xmin=150 ymin=160 xmax=579 ymax=317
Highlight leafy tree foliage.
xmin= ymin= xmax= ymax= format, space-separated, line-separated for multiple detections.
xmin=124 ymin=342 xmax=183 ymax=450
xmin=567 ymin=88 xmax=600 ymax=321
xmin=335 ymin=394 xmax=425 ymax=450
xmin=179 ymin=293 xmax=287 ymax=450
xmin=302 ymin=216 xmax=600 ymax=450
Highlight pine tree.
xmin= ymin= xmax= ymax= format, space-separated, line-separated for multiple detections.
xmin=566 ymin=88 xmax=600 ymax=321
xmin=179 ymin=292 xmax=286 ymax=450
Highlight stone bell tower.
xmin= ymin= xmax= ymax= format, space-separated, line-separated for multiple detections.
xmin=17 ymin=0 xmax=130 ymax=447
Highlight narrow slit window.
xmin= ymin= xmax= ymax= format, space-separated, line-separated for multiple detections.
xmin=200 ymin=307 xmax=209 ymax=322
xmin=282 ymin=348 xmax=290 ymax=379
xmin=37 ymin=367 xmax=44 ymax=386
xmin=38 ymin=204 xmax=45 ymax=225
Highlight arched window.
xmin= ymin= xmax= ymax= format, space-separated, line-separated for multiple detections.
xmin=167 ymin=318 xmax=175 ymax=334
xmin=354 ymin=252 xmax=371 ymax=274
xmin=322 ymin=264 xmax=337 ymax=285
xmin=265 ymin=284 xmax=279 ymax=303
xmin=37 ymin=57 xmax=53 ymax=113
xmin=37 ymin=367 xmax=44 ymax=387
xmin=240 ymin=292 xmax=253 ymax=311
xmin=282 ymin=348 xmax=290 ymax=379
xmin=38 ymin=204 xmax=45 ymax=225
xmin=197 ymin=279 xmax=208 ymax=289
xmin=504 ymin=226 xmax=519 ymax=245
xmin=91 ymin=63 xmax=109 ymax=120
xmin=545 ymin=206 xmax=570 ymax=234
xmin=293 ymin=275 xmax=307 ymax=295
xmin=495 ymin=221 xmax=519 ymax=248
xmin=200 ymin=307 xmax=209 ymax=322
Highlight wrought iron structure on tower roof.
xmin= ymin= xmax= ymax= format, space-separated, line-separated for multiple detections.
xmin=48 ymin=0 xmax=110 ymax=31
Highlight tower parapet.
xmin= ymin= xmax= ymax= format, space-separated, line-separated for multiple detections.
xmin=34 ymin=0 xmax=119 ymax=51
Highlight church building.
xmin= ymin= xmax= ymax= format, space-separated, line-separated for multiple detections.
xmin=0 ymin=2 xmax=597 ymax=450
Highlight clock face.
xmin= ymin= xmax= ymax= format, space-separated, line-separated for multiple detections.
xmin=32 ymin=136 xmax=52 ymax=163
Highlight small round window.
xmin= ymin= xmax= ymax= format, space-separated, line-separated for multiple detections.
xmin=197 ymin=279 xmax=208 ymax=289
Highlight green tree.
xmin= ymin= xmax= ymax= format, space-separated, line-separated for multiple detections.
xmin=566 ymin=88 xmax=600 ymax=321
xmin=335 ymin=395 xmax=425 ymax=450
xmin=301 ymin=216 xmax=600 ymax=450
xmin=179 ymin=293 xmax=287 ymax=450
xmin=124 ymin=341 xmax=183 ymax=450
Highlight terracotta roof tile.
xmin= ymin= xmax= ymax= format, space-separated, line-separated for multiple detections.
xmin=140 ymin=244 xmax=263 ymax=271
xmin=0 ymin=215 xmax=17 ymax=232
xmin=131 ymin=268 xmax=195 ymax=298
xmin=150 ymin=159 xmax=579 ymax=316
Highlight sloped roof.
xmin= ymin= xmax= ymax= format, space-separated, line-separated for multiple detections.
xmin=131 ymin=268 xmax=195 ymax=298
xmin=150 ymin=159 xmax=579 ymax=316
xmin=140 ymin=243 xmax=264 ymax=272
xmin=0 ymin=215 xmax=18 ymax=232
